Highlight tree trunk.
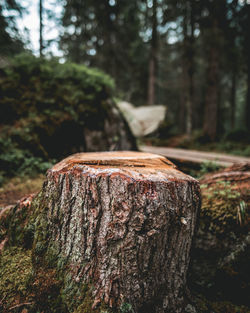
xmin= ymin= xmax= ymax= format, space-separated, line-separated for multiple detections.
xmin=33 ymin=151 xmax=200 ymax=313
xmin=247 ymin=63 xmax=250 ymax=132
xmin=39 ymin=0 xmax=43 ymax=56
xmin=148 ymin=0 xmax=157 ymax=105
xmin=246 ymin=3 xmax=250 ymax=132
xmin=203 ymin=20 xmax=219 ymax=141
xmin=182 ymin=0 xmax=195 ymax=137
xmin=231 ymin=64 xmax=237 ymax=130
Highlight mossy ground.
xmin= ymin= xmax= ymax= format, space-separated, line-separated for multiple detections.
xmin=188 ymin=178 xmax=250 ymax=311
xmin=0 ymin=246 xmax=33 ymax=311
xmin=200 ymin=180 xmax=249 ymax=234
xmin=193 ymin=294 xmax=250 ymax=313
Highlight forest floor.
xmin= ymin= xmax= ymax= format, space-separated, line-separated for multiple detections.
xmin=0 ymin=174 xmax=44 ymax=208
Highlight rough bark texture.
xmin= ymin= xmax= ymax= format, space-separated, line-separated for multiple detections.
xmin=33 ymin=152 xmax=200 ymax=313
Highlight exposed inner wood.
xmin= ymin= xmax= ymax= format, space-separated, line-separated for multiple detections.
xmin=52 ymin=151 xmax=176 ymax=172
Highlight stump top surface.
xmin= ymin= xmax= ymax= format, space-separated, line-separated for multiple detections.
xmin=52 ymin=151 xmax=175 ymax=172
xmin=51 ymin=151 xmax=197 ymax=183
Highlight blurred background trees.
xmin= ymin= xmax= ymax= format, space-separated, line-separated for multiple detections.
xmin=1 ymin=0 xmax=250 ymax=141
xmin=0 ymin=0 xmax=24 ymax=58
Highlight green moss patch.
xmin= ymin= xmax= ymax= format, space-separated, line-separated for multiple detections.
xmin=0 ymin=246 xmax=32 ymax=311
xmin=73 ymin=284 xmax=113 ymax=313
xmin=200 ymin=180 xmax=249 ymax=235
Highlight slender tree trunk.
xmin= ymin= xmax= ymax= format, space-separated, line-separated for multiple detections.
xmin=247 ymin=62 xmax=250 ymax=132
xmin=182 ymin=1 xmax=195 ymax=137
xmin=230 ymin=0 xmax=238 ymax=130
xmin=179 ymin=86 xmax=186 ymax=133
xmin=203 ymin=20 xmax=219 ymax=141
xmin=33 ymin=151 xmax=201 ymax=313
xmin=246 ymin=4 xmax=250 ymax=131
xmin=39 ymin=0 xmax=43 ymax=56
xmin=148 ymin=0 xmax=157 ymax=105
xmin=231 ymin=66 xmax=237 ymax=129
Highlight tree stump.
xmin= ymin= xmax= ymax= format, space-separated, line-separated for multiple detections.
xmin=34 ymin=151 xmax=201 ymax=313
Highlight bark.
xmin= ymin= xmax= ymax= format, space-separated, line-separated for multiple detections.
xmin=147 ymin=0 xmax=157 ymax=105
xmin=33 ymin=151 xmax=200 ymax=313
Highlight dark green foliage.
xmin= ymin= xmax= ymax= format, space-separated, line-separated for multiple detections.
xmin=0 ymin=54 xmax=120 ymax=184
xmin=120 ymin=303 xmax=133 ymax=313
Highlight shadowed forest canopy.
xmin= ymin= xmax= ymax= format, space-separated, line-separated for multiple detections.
xmin=0 ymin=0 xmax=250 ymax=142
xmin=0 ymin=0 xmax=24 ymax=58
xmin=58 ymin=0 xmax=250 ymax=141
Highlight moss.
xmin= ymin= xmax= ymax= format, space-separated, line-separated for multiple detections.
xmin=28 ymin=266 xmax=67 ymax=313
xmin=73 ymin=284 xmax=113 ymax=313
xmin=209 ymin=301 xmax=250 ymax=313
xmin=6 ymin=192 xmax=45 ymax=249
xmin=0 ymin=246 xmax=32 ymax=311
xmin=200 ymin=181 xmax=249 ymax=235
xmin=8 ymin=205 xmax=33 ymax=248
xmin=0 ymin=205 xmax=13 ymax=242
xmin=194 ymin=294 xmax=250 ymax=313
xmin=0 ymin=243 xmax=66 ymax=312
xmin=189 ymin=180 xmax=250 ymax=306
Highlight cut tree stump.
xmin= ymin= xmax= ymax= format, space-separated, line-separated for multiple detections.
xmin=33 ymin=151 xmax=201 ymax=313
